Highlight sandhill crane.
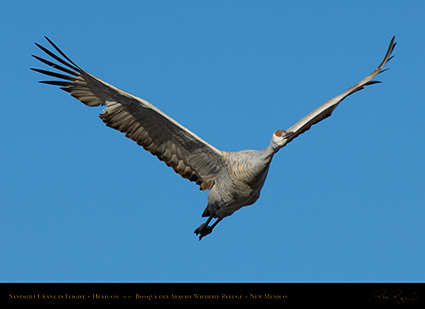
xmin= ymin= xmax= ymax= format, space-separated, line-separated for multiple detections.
xmin=32 ymin=36 xmax=395 ymax=240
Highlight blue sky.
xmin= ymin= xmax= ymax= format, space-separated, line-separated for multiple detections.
xmin=1 ymin=1 xmax=424 ymax=282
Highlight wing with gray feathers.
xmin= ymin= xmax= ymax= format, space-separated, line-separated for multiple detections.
xmin=284 ymin=37 xmax=396 ymax=145
xmin=32 ymin=37 xmax=224 ymax=190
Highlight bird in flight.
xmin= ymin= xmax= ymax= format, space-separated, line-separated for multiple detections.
xmin=32 ymin=36 xmax=395 ymax=240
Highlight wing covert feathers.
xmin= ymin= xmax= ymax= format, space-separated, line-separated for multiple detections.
xmin=32 ymin=37 xmax=223 ymax=190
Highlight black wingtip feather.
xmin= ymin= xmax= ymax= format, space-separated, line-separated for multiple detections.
xmin=60 ymin=87 xmax=72 ymax=92
xmin=34 ymin=40 xmax=80 ymax=73
xmin=44 ymin=36 xmax=81 ymax=70
xmin=365 ymin=80 xmax=382 ymax=86
xmin=31 ymin=67 xmax=75 ymax=81
xmin=32 ymin=54 xmax=79 ymax=76
xmin=39 ymin=80 xmax=72 ymax=87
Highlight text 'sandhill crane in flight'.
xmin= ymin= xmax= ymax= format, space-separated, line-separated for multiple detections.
xmin=32 ymin=36 xmax=396 ymax=240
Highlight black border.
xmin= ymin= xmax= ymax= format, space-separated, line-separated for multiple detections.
xmin=3 ymin=283 xmax=424 ymax=306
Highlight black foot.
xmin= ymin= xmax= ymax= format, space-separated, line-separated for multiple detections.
xmin=194 ymin=223 xmax=213 ymax=241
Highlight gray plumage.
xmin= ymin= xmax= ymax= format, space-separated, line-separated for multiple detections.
xmin=32 ymin=36 xmax=396 ymax=240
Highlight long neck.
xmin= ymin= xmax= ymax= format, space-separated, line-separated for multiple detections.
xmin=263 ymin=139 xmax=282 ymax=161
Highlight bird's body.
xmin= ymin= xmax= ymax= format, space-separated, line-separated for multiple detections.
xmin=207 ymin=148 xmax=274 ymax=218
xmin=32 ymin=36 xmax=396 ymax=240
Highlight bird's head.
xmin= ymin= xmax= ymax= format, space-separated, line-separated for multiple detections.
xmin=271 ymin=129 xmax=293 ymax=150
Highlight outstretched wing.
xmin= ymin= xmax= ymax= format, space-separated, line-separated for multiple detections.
xmin=284 ymin=36 xmax=396 ymax=145
xmin=32 ymin=36 xmax=224 ymax=190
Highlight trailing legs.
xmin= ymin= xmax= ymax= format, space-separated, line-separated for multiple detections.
xmin=194 ymin=216 xmax=222 ymax=240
